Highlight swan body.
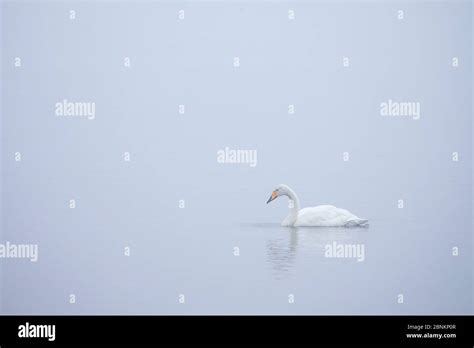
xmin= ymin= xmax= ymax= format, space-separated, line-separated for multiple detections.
xmin=267 ymin=184 xmax=368 ymax=227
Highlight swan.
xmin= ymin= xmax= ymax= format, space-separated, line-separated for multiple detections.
xmin=266 ymin=184 xmax=368 ymax=227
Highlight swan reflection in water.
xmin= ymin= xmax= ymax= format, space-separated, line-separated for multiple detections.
xmin=256 ymin=223 xmax=368 ymax=279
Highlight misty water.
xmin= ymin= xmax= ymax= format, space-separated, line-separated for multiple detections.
xmin=3 ymin=203 xmax=471 ymax=314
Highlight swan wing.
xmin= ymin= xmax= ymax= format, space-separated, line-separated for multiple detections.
xmin=295 ymin=205 xmax=362 ymax=227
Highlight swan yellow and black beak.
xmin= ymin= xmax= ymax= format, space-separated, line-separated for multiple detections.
xmin=266 ymin=190 xmax=278 ymax=204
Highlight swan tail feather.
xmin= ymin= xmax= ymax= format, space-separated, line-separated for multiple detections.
xmin=345 ymin=218 xmax=369 ymax=227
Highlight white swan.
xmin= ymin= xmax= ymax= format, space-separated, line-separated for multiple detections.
xmin=266 ymin=184 xmax=368 ymax=227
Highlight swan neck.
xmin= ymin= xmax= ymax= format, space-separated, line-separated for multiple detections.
xmin=285 ymin=188 xmax=300 ymax=226
xmin=288 ymin=190 xmax=300 ymax=212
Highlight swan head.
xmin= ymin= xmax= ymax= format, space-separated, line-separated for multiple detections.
xmin=266 ymin=184 xmax=292 ymax=203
